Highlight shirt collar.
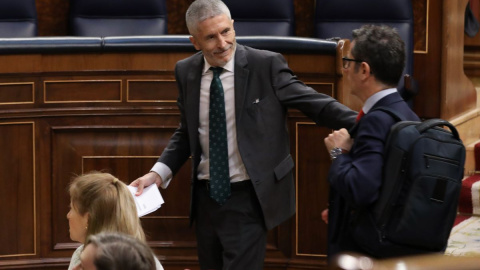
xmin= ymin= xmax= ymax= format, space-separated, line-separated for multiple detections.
xmin=363 ymin=88 xmax=397 ymax=113
xmin=203 ymin=51 xmax=235 ymax=74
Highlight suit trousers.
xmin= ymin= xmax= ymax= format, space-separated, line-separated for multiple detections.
xmin=194 ymin=180 xmax=267 ymax=270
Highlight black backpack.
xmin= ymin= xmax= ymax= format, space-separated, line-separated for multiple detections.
xmin=351 ymin=107 xmax=465 ymax=258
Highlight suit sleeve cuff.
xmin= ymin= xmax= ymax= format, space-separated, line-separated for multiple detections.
xmin=151 ymin=162 xmax=172 ymax=189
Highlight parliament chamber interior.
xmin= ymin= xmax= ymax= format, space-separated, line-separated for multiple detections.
xmin=1 ymin=0 xmax=480 ymax=269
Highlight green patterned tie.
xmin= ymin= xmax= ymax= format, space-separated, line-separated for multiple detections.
xmin=209 ymin=67 xmax=230 ymax=205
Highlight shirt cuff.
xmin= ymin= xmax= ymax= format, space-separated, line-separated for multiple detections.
xmin=151 ymin=162 xmax=172 ymax=189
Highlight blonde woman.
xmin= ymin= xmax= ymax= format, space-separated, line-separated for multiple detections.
xmin=67 ymin=171 xmax=163 ymax=270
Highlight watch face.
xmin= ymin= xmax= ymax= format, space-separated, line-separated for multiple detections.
xmin=330 ymin=147 xmax=343 ymax=160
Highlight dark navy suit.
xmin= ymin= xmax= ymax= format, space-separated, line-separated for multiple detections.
xmin=326 ymin=91 xmax=420 ymax=257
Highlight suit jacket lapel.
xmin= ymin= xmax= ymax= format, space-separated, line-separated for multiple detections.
xmin=234 ymin=45 xmax=249 ymax=122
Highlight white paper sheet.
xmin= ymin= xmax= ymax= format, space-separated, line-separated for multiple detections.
xmin=127 ymin=184 xmax=164 ymax=217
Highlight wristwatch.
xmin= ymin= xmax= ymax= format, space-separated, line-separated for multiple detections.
xmin=329 ymin=147 xmax=347 ymax=160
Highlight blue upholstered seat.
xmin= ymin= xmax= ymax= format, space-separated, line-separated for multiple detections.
xmin=0 ymin=0 xmax=37 ymax=37
xmin=69 ymin=0 xmax=168 ymax=37
xmin=223 ymin=0 xmax=295 ymax=36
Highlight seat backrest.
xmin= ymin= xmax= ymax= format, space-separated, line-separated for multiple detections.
xmin=0 ymin=0 xmax=37 ymax=37
xmin=314 ymin=0 xmax=414 ymax=100
xmin=223 ymin=0 xmax=295 ymax=36
xmin=69 ymin=0 xmax=168 ymax=36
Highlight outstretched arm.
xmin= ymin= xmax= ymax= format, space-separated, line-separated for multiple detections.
xmin=130 ymin=172 xmax=163 ymax=196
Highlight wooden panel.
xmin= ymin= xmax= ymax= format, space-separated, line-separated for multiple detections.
xmin=294 ymin=0 xmax=315 ymax=37
xmin=441 ymin=0 xmax=476 ymax=119
xmin=0 ymin=53 xmax=188 ymax=74
xmin=413 ymin=0 xmax=429 ymax=53
xmin=286 ymin=55 xmax=336 ymax=74
xmin=413 ymin=0 xmax=476 ymax=119
xmin=0 ymin=122 xmax=35 ymax=258
xmin=36 ymin=0 xmax=69 ymax=36
xmin=82 ymin=156 xmax=195 ymax=243
xmin=464 ymin=0 xmax=480 ymax=47
xmin=0 ymin=83 xmax=34 ymax=105
xmin=295 ymin=123 xmax=330 ymax=257
xmin=127 ymin=80 xmax=178 ymax=102
xmin=44 ymin=80 xmax=122 ymax=103
xmin=0 ymin=55 xmax=42 ymax=74
xmin=0 ymin=39 xmax=345 ymax=269
xmin=165 ymin=0 xmax=193 ymax=35
xmin=50 ymin=126 xmax=196 ymax=251
xmin=305 ymin=83 xmax=334 ymax=96
xmin=413 ymin=0 xmax=443 ymax=119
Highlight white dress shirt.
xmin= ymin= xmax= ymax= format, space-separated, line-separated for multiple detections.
xmin=361 ymin=88 xmax=398 ymax=114
xmin=151 ymin=53 xmax=250 ymax=188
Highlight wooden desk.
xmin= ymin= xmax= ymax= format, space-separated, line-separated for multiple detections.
xmin=0 ymin=36 xmax=347 ymax=270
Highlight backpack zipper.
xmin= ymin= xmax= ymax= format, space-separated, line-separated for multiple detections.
xmin=424 ymin=154 xmax=460 ymax=168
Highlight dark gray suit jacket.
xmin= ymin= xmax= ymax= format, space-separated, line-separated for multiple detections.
xmin=158 ymin=44 xmax=356 ymax=230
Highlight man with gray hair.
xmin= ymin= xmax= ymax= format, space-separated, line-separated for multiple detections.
xmin=131 ymin=0 xmax=356 ymax=268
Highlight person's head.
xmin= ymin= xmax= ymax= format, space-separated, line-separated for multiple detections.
xmin=186 ymin=0 xmax=236 ymax=67
xmin=67 ymin=171 xmax=145 ymax=244
xmin=343 ymin=25 xmax=405 ymax=101
xmin=73 ymin=232 xmax=155 ymax=270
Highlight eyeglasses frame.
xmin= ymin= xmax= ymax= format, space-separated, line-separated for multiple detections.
xmin=342 ymin=57 xmax=364 ymax=69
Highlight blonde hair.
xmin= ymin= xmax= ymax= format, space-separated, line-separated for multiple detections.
xmin=69 ymin=171 xmax=145 ymax=243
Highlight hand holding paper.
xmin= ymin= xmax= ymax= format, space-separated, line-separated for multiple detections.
xmin=127 ymin=184 xmax=164 ymax=217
